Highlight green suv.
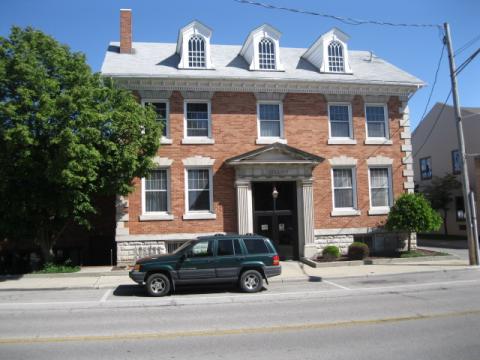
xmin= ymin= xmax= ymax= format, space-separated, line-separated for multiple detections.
xmin=129 ymin=234 xmax=281 ymax=296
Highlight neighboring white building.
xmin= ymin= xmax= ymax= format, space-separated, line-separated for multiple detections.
xmin=412 ymin=103 xmax=480 ymax=236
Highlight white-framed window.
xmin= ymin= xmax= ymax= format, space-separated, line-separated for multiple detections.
xmin=328 ymin=41 xmax=345 ymax=73
xmin=256 ymin=102 xmax=284 ymax=143
xmin=258 ymin=38 xmax=276 ymax=70
xmin=332 ymin=167 xmax=357 ymax=210
xmin=184 ymin=167 xmax=215 ymax=220
xmin=188 ymin=35 xmax=206 ymax=68
xmin=140 ymin=168 xmax=173 ymax=221
xmin=420 ymin=157 xmax=432 ymax=180
xmin=365 ymin=104 xmax=389 ymax=139
xmin=368 ymin=167 xmax=393 ymax=214
xmin=183 ymin=100 xmax=214 ymax=144
xmin=142 ymin=99 xmax=171 ymax=144
xmin=452 ymin=149 xmax=461 ymax=175
xmin=328 ymin=103 xmax=353 ymax=140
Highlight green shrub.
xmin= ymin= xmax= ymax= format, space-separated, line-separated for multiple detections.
xmin=322 ymin=245 xmax=340 ymax=261
xmin=348 ymin=242 xmax=369 ymax=260
xmin=34 ymin=261 xmax=80 ymax=274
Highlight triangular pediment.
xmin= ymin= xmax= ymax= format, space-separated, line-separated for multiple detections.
xmin=227 ymin=143 xmax=324 ymax=165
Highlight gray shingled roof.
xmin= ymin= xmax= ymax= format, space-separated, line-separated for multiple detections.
xmin=101 ymin=42 xmax=424 ymax=87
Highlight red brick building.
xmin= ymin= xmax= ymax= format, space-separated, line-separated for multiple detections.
xmin=102 ymin=10 xmax=423 ymax=265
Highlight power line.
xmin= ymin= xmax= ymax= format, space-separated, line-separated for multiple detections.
xmin=455 ymin=47 xmax=480 ymax=76
xmin=413 ymin=91 xmax=452 ymax=159
xmin=418 ymin=43 xmax=445 ymax=125
xmin=455 ymin=33 xmax=480 ymax=57
xmin=234 ymin=0 xmax=442 ymax=29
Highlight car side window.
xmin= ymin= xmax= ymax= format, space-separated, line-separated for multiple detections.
xmin=233 ymin=239 xmax=242 ymax=255
xmin=188 ymin=240 xmax=214 ymax=257
xmin=243 ymin=239 xmax=269 ymax=254
xmin=217 ymin=240 xmax=234 ymax=256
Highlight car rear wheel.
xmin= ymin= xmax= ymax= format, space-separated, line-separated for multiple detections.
xmin=146 ymin=273 xmax=171 ymax=297
xmin=240 ymin=270 xmax=263 ymax=293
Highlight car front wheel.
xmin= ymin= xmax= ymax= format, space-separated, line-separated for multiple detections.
xmin=146 ymin=273 xmax=171 ymax=297
xmin=240 ymin=270 xmax=263 ymax=293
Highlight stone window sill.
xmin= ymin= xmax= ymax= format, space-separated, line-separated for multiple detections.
xmin=328 ymin=138 xmax=357 ymax=145
xmin=139 ymin=213 xmax=174 ymax=221
xmin=365 ymin=138 xmax=392 ymax=145
xmin=161 ymin=137 xmax=173 ymax=145
xmin=183 ymin=212 xmax=217 ymax=220
xmin=368 ymin=207 xmax=390 ymax=215
xmin=256 ymin=138 xmax=287 ymax=145
xmin=331 ymin=209 xmax=361 ymax=217
xmin=182 ymin=137 xmax=215 ymax=145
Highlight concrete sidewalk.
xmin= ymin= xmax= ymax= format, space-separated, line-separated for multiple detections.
xmin=0 ymin=258 xmax=473 ymax=291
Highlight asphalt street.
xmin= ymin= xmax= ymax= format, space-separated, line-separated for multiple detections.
xmin=1 ymin=268 xmax=480 ymax=359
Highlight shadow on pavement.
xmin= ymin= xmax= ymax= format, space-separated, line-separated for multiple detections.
xmin=113 ymin=283 xmax=267 ymax=297
xmin=309 ymin=276 xmax=322 ymax=282
xmin=0 ymin=275 xmax=24 ymax=282
xmin=418 ymin=239 xmax=468 ymax=249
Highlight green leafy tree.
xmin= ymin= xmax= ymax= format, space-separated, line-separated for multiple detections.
xmin=0 ymin=27 xmax=161 ymax=260
xmin=422 ymin=173 xmax=461 ymax=236
xmin=385 ymin=193 xmax=442 ymax=252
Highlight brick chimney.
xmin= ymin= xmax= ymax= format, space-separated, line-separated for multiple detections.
xmin=120 ymin=9 xmax=132 ymax=54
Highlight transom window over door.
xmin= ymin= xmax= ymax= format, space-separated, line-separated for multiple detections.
xmin=333 ymin=168 xmax=355 ymax=208
xmin=186 ymin=102 xmax=209 ymax=137
xmin=187 ymin=169 xmax=211 ymax=211
xmin=328 ymin=41 xmax=345 ymax=72
xmin=369 ymin=168 xmax=391 ymax=208
xmin=366 ymin=105 xmax=388 ymax=138
xmin=145 ymin=169 xmax=168 ymax=212
xmin=258 ymin=103 xmax=282 ymax=138
xmin=188 ymin=35 xmax=206 ymax=68
xmin=258 ymin=38 xmax=276 ymax=70
xmin=329 ymin=104 xmax=352 ymax=138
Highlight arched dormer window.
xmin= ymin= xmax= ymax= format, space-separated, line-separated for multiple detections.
xmin=258 ymin=38 xmax=276 ymax=70
xmin=328 ymin=41 xmax=345 ymax=72
xmin=188 ymin=35 xmax=206 ymax=68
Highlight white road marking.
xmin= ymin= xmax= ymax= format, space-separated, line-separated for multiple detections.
xmin=100 ymin=289 xmax=111 ymax=303
xmin=0 ymin=278 xmax=479 ymax=309
xmin=322 ymin=280 xmax=351 ymax=290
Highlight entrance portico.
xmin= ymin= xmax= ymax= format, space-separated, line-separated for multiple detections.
xmin=227 ymin=143 xmax=323 ymax=259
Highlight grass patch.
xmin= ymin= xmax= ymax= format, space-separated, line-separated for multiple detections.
xmin=400 ymin=249 xmax=449 ymax=258
xmin=34 ymin=262 xmax=80 ymax=274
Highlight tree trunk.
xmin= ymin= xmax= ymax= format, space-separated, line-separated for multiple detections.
xmin=443 ymin=209 xmax=448 ymax=236
xmin=407 ymin=232 xmax=411 ymax=252
xmin=36 ymin=229 xmax=55 ymax=264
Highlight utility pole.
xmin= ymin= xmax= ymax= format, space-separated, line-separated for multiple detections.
xmin=444 ymin=22 xmax=480 ymax=265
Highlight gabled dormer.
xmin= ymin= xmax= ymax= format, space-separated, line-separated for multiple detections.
xmin=303 ymin=28 xmax=353 ymax=74
xmin=240 ymin=24 xmax=284 ymax=71
xmin=176 ymin=20 xmax=214 ymax=69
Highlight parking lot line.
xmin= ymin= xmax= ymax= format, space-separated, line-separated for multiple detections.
xmin=100 ymin=289 xmax=111 ymax=303
xmin=322 ymin=280 xmax=351 ymax=290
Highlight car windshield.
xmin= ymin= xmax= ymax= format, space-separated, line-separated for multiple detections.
xmin=172 ymin=240 xmax=193 ymax=254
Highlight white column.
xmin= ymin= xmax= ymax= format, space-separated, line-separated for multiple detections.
xmin=300 ymin=178 xmax=316 ymax=258
xmin=236 ymin=180 xmax=253 ymax=234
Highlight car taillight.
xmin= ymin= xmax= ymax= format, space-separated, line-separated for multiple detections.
xmin=272 ymin=255 xmax=280 ymax=266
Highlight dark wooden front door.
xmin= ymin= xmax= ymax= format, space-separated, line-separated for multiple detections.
xmin=252 ymin=182 xmax=298 ymax=260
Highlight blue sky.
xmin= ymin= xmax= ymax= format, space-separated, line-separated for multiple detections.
xmin=1 ymin=0 xmax=478 ymax=129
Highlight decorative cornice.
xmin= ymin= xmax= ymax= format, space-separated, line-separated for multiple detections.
xmin=138 ymin=90 xmax=172 ymax=99
xmin=113 ymin=77 xmax=416 ymax=99
xmin=181 ymin=91 xmax=214 ymax=100
xmin=255 ymin=92 xmax=286 ymax=101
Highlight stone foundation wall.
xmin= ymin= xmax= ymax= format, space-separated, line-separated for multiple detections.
xmin=312 ymin=231 xmax=417 ymax=258
xmin=117 ymin=241 xmax=167 ymax=265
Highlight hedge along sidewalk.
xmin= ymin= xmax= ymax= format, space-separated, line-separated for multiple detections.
xmin=302 ymin=254 xmax=460 ymax=268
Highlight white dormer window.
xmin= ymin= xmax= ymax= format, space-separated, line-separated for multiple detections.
xmin=258 ymin=38 xmax=276 ymax=70
xmin=328 ymin=41 xmax=345 ymax=72
xmin=240 ymin=24 xmax=284 ymax=71
xmin=188 ymin=35 xmax=206 ymax=68
xmin=176 ymin=20 xmax=214 ymax=69
xmin=302 ymin=27 xmax=353 ymax=74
